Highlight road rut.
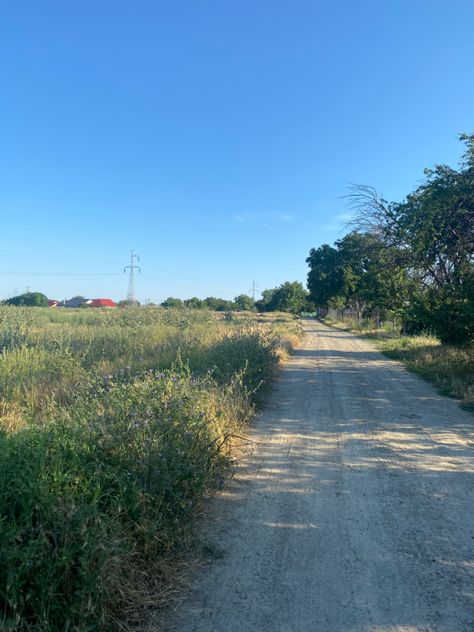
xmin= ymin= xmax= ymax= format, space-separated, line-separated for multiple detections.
xmin=159 ymin=320 xmax=474 ymax=632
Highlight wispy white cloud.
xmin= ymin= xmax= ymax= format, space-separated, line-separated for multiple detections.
xmin=275 ymin=212 xmax=297 ymax=222
xmin=319 ymin=211 xmax=355 ymax=233
xmin=335 ymin=212 xmax=354 ymax=222
xmin=232 ymin=211 xmax=298 ymax=225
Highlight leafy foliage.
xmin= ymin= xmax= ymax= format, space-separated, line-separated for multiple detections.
xmin=307 ymin=232 xmax=411 ymax=316
xmin=202 ymin=297 xmax=234 ymax=311
xmin=310 ymin=134 xmax=474 ymax=342
xmin=0 ymin=308 xmax=300 ymax=630
xmin=233 ymin=294 xmax=255 ymax=311
xmin=160 ymin=296 xmax=184 ymax=308
xmin=255 ymin=282 xmax=308 ymax=314
xmin=4 ymin=292 xmax=49 ymax=307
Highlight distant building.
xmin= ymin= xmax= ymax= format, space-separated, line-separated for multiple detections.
xmin=61 ymin=296 xmax=87 ymax=308
xmin=48 ymin=299 xmax=59 ymax=307
xmin=87 ymin=298 xmax=118 ymax=308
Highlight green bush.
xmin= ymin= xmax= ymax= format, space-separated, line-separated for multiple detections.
xmin=403 ymin=290 xmax=474 ymax=344
xmin=0 ymin=370 xmax=247 ymax=631
xmin=0 ymin=308 xmax=301 ymax=630
xmin=201 ymin=329 xmax=279 ymax=396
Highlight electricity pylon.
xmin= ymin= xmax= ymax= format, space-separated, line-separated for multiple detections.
xmin=249 ymin=280 xmax=259 ymax=300
xmin=124 ymin=250 xmax=141 ymax=303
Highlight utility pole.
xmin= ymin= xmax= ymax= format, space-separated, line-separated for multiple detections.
xmin=124 ymin=250 xmax=141 ymax=304
xmin=249 ymin=280 xmax=259 ymax=300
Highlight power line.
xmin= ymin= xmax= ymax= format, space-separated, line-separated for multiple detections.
xmin=141 ymin=273 xmax=232 ymax=296
xmin=0 ymin=271 xmax=122 ymax=277
xmin=0 ymin=254 xmax=124 ymax=265
xmin=144 ymin=264 xmax=224 ymax=287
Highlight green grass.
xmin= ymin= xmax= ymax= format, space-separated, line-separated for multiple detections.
xmin=324 ymin=317 xmax=474 ymax=408
xmin=0 ymin=306 xmax=302 ymax=630
xmin=372 ymin=335 xmax=474 ymax=408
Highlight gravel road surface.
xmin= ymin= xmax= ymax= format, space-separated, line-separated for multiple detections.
xmin=159 ymin=320 xmax=474 ymax=632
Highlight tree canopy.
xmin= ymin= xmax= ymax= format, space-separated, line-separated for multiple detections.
xmin=4 ymin=292 xmax=49 ymax=307
xmin=233 ymin=294 xmax=255 ymax=311
xmin=308 ymin=134 xmax=474 ymax=343
xmin=262 ymin=282 xmax=308 ymax=314
xmin=160 ymin=297 xmax=184 ymax=308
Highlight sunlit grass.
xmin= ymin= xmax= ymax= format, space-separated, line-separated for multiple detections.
xmin=324 ymin=317 xmax=474 ymax=408
xmin=375 ymin=335 xmax=474 ymax=407
xmin=0 ymin=306 xmax=302 ymax=630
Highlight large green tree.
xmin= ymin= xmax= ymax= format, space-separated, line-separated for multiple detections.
xmin=306 ymin=244 xmax=344 ymax=307
xmin=184 ymin=297 xmax=204 ymax=309
xmin=233 ymin=294 xmax=255 ymax=311
xmin=307 ymin=232 xmax=410 ymax=317
xmin=337 ymin=232 xmax=410 ymax=317
xmin=161 ymin=297 xmax=184 ymax=308
xmin=255 ymin=289 xmax=276 ymax=312
xmin=203 ymin=297 xmax=234 ymax=311
xmin=5 ymin=292 xmax=48 ymax=307
xmin=267 ymin=281 xmax=308 ymax=314
xmin=350 ymin=134 xmax=474 ymax=342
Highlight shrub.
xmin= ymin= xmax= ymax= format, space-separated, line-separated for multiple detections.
xmin=0 ymin=370 xmax=249 ymax=631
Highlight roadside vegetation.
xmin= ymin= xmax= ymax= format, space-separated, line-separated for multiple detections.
xmin=0 ymin=306 xmax=301 ymax=631
xmin=160 ymin=280 xmax=310 ymax=314
xmin=307 ymin=134 xmax=473 ymax=406
xmin=307 ymin=134 xmax=474 ymax=346
xmin=324 ymin=316 xmax=474 ymax=408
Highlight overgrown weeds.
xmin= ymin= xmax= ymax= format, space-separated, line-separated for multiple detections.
xmin=373 ymin=335 xmax=474 ymax=408
xmin=0 ymin=307 xmax=302 ymax=630
xmin=324 ymin=317 xmax=474 ymax=408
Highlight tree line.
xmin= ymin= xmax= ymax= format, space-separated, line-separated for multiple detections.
xmin=306 ymin=134 xmax=474 ymax=343
xmin=161 ymin=280 xmax=309 ymax=314
xmin=2 ymin=283 xmax=311 ymax=315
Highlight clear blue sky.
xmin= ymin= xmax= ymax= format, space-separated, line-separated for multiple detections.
xmin=1 ymin=0 xmax=473 ymax=303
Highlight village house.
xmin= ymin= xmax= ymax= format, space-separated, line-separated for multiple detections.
xmin=86 ymin=298 xmax=118 ymax=308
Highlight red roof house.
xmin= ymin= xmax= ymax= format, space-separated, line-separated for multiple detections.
xmin=48 ymin=299 xmax=59 ymax=307
xmin=88 ymin=298 xmax=118 ymax=308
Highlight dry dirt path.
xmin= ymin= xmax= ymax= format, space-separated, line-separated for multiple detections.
xmin=158 ymin=320 xmax=474 ymax=632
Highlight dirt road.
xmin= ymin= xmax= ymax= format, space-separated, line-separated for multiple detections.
xmin=160 ymin=320 xmax=474 ymax=632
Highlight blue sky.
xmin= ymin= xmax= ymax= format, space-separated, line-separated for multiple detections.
xmin=1 ymin=0 xmax=473 ymax=302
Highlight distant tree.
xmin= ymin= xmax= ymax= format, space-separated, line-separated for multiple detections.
xmin=255 ymin=288 xmax=276 ymax=312
xmin=348 ymin=134 xmax=474 ymax=341
xmin=161 ymin=297 xmax=184 ymax=308
xmin=336 ymin=231 xmax=410 ymax=317
xmin=203 ymin=297 xmax=234 ymax=311
xmin=306 ymin=244 xmax=345 ymax=307
xmin=184 ymin=297 xmax=204 ymax=309
xmin=5 ymin=292 xmax=48 ymax=307
xmin=118 ymin=299 xmax=141 ymax=307
xmin=268 ymin=282 xmax=308 ymax=314
xmin=307 ymin=232 xmax=411 ymax=318
xmin=233 ymin=294 xmax=255 ymax=311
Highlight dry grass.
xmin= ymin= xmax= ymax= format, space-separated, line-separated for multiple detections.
xmin=374 ymin=335 xmax=474 ymax=408
xmin=0 ymin=307 xmax=302 ymax=631
xmin=324 ymin=318 xmax=474 ymax=408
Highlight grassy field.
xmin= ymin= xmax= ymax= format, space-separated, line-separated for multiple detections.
xmin=0 ymin=306 xmax=302 ymax=631
xmin=324 ymin=317 xmax=474 ymax=409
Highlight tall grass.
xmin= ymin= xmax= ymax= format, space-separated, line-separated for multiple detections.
xmin=324 ymin=316 xmax=474 ymax=408
xmin=373 ymin=335 xmax=474 ymax=408
xmin=0 ymin=306 xmax=302 ymax=630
